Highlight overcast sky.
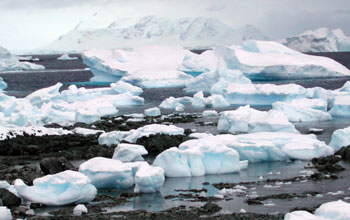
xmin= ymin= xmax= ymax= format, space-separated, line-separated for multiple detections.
xmin=1 ymin=0 xmax=349 ymax=51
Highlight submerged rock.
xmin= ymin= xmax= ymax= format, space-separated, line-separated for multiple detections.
xmin=39 ymin=157 xmax=76 ymax=175
xmin=0 ymin=188 xmax=21 ymax=207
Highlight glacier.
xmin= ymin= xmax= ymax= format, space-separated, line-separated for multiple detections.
xmin=0 ymin=45 xmax=44 ymax=72
xmin=329 ymin=126 xmax=350 ymax=152
xmin=14 ymin=170 xmax=97 ymax=206
xmin=285 ymin=200 xmax=350 ymax=220
xmin=178 ymin=132 xmax=333 ymax=163
xmin=218 ymin=105 xmax=298 ymax=134
xmin=41 ymin=16 xmax=268 ymax=53
xmin=281 ymin=28 xmax=350 ymax=52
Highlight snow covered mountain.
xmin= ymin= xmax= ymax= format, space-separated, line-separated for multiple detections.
xmin=40 ymin=16 xmax=269 ymax=53
xmin=281 ymin=28 xmax=350 ymax=52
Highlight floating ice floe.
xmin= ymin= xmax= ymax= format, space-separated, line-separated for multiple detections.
xmin=144 ymin=107 xmax=161 ymax=117
xmin=57 ymin=53 xmax=78 ymax=60
xmin=0 ymin=206 xmax=12 ymax=220
xmin=82 ymin=46 xmax=194 ymax=87
xmin=159 ymin=96 xmax=192 ymax=109
xmin=329 ymin=96 xmax=350 ymax=117
xmin=202 ymin=110 xmax=218 ymax=117
xmin=272 ymin=101 xmax=332 ymax=122
xmin=98 ymin=131 xmax=128 ymax=146
xmin=110 ymin=81 xmax=143 ymax=96
xmin=0 ymin=45 xmax=45 ymax=72
xmin=73 ymin=204 xmax=88 ymax=216
xmin=218 ymin=105 xmax=298 ymax=134
xmin=14 ymin=170 xmax=97 ymax=206
xmin=153 ymin=145 xmax=248 ymax=177
xmin=134 ymin=165 xmax=165 ymax=193
xmin=287 ymin=98 xmax=328 ymax=112
xmin=329 ymin=126 xmax=350 ymax=152
xmin=112 ymin=143 xmax=148 ymax=162
xmin=284 ymin=200 xmax=350 ymax=220
xmin=215 ymin=40 xmax=350 ymax=80
xmin=179 ymin=132 xmax=333 ymax=163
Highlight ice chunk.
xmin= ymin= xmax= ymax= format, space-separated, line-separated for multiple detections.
xmin=218 ymin=105 xmax=298 ymax=133
xmin=0 ymin=77 xmax=7 ymax=91
xmin=134 ymin=165 xmax=165 ymax=193
xmin=329 ymin=96 xmax=350 ymax=117
xmin=73 ymin=204 xmax=88 ymax=216
xmin=192 ymin=91 xmax=230 ymax=108
xmin=221 ymin=83 xmax=307 ymax=105
xmin=285 ymin=200 xmax=350 ymax=220
xmin=215 ymin=40 xmax=350 ymax=80
xmin=159 ymin=97 xmax=185 ymax=109
xmin=26 ymin=83 xmax=62 ymax=108
xmin=329 ymin=126 xmax=350 ymax=152
xmin=288 ymin=98 xmax=328 ymax=112
xmin=144 ymin=107 xmax=161 ymax=117
xmin=73 ymin=127 xmax=103 ymax=136
xmin=57 ymin=53 xmax=78 ymax=60
xmin=0 ymin=206 xmax=12 ymax=220
xmin=153 ymin=145 xmax=247 ymax=177
xmin=14 ymin=171 xmax=97 ymax=206
xmin=202 ymin=110 xmax=218 ymax=117
xmin=272 ymin=102 xmax=332 ymax=122
xmin=112 ymin=143 xmax=148 ymax=162
xmin=79 ymin=157 xmax=134 ymax=189
xmin=124 ymin=124 xmax=184 ymax=143
xmin=110 ymin=81 xmax=143 ymax=96
xmin=179 ymin=132 xmax=333 ymax=163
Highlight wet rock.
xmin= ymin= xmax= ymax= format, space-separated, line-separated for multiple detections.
xmin=39 ymin=157 xmax=76 ymax=175
xmin=311 ymin=155 xmax=344 ymax=173
xmin=0 ymin=188 xmax=21 ymax=207
xmin=336 ymin=145 xmax=350 ymax=162
xmin=201 ymin=202 xmax=221 ymax=213
xmin=135 ymin=134 xmax=191 ymax=155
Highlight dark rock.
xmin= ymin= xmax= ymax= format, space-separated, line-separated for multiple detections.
xmin=0 ymin=188 xmax=21 ymax=207
xmin=311 ymin=172 xmax=325 ymax=180
xmin=39 ymin=157 xmax=76 ymax=175
xmin=336 ymin=146 xmax=350 ymax=162
xmin=201 ymin=202 xmax=221 ymax=213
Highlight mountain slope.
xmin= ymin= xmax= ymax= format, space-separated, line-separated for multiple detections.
xmin=40 ymin=16 xmax=269 ymax=53
xmin=281 ymin=28 xmax=350 ymax=52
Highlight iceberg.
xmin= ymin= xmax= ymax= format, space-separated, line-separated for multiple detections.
xmin=159 ymin=96 xmax=192 ymax=109
xmin=112 ymin=143 xmax=148 ymax=162
xmin=79 ymin=157 xmax=134 ymax=189
xmin=192 ymin=91 xmax=230 ymax=108
xmin=144 ymin=107 xmax=161 ymax=117
xmin=329 ymin=96 xmax=350 ymax=117
xmin=329 ymin=126 xmax=350 ymax=152
xmin=82 ymin=45 xmax=194 ymax=87
xmin=134 ymin=165 xmax=165 ymax=193
xmin=153 ymin=146 xmax=248 ymax=177
xmin=215 ymin=40 xmax=350 ymax=80
xmin=0 ymin=46 xmax=44 ymax=72
xmin=272 ymin=101 xmax=332 ymax=122
xmin=0 ymin=207 xmax=12 ymax=220
xmin=287 ymin=98 xmax=328 ymax=112
xmin=73 ymin=204 xmax=88 ymax=216
xmin=218 ymin=105 xmax=298 ymax=133
xmin=285 ymin=200 xmax=350 ymax=220
xmin=14 ymin=170 xmax=97 ymax=206
xmin=179 ymin=132 xmax=333 ymax=163
xmin=281 ymin=28 xmax=350 ymax=52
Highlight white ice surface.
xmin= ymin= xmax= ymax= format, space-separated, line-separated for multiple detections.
xmin=329 ymin=126 xmax=350 ymax=152
xmin=112 ymin=143 xmax=148 ymax=162
xmin=144 ymin=107 xmax=161 ymax=117
xmin=134 ymin=165 xmax=165 ymax=193
xmin=0 ymin=206 xmax=12 ymax=220
xmin=57 ymin=53 xmax=78 ymax=60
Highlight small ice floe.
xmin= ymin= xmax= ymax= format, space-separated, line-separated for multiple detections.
xmin=73 ymin=204 xmax=88 ymax=216
xmin=134 ymin=166 xmax=165 ymax=193
xmin=315 ymin=194 xmax=324 ymax=198
xmin=214 ymin=194 xmax=224 ymax=199
xmin=218 ymin=185 xmax=247 ymax=196
xmin=57 ymin=53 xmax=78 ymax=60
xmin=329 ymin=126 xmax=350 ymax=152
xmin=175 ymin=106 xmax=184 ymax=112
xmin=240 ymin=209 xmax=247 ymax=214
xmin=202 ymin=110 xmax=218 ymax=117
xmin=263 ymin=184 xmax=281 ymax=189
xmin=25 ymin=209 xmax=35 ymax=215
xmin=111 ymin=81 xmax=143 ymax=96
xmin=327 ymin=191 xmax=344 ymax=196
xmin=299 ymin=170 xmax=314 ymax=176
xmin=73 ymin=127 xmax=103 ymax=136
xmin=258 ymin=176 xmax=264 ymax=180
xmin=189 ymin=132 xmax=213 ymax=139
xmin=263 ymin=201 xmax=275 ymax=206
xmin=344 ymin=197 xmax=350 ymax=200
xmin=308 ymin=128 xmax=324 ymax=134
xmin=144 ymin=107 xmax=161 ymax=117
xmin=199 ymin=191 xmax=207 ymax=197
xmin=0 ymin=206 xmax=12 ymax=220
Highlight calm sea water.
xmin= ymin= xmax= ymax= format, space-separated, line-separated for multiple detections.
xmin=2 ymin=53 xmax=350 ymax=214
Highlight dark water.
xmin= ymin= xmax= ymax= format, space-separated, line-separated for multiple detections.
xmin=2 ymin=52 xmax=350 ymax=214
